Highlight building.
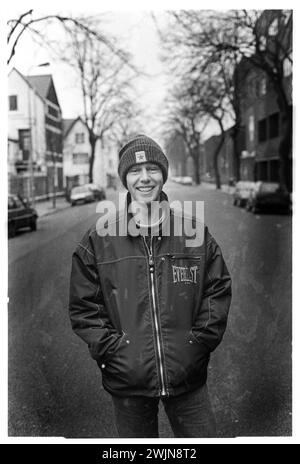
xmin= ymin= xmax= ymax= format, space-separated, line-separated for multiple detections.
xmin=63 ymin=117 xmax=119 ymax=195
xmin=203 ymin=129 xmax=235 ymax=185
xmin=63 ymin=117 xmax=90 ymax=195
xmin=8 ymin=67 xmax=63 ymax=200
xmin=237 ymin=10 xmax=292 ymax=189
xmin=165 ymin=133 xmax=194 ymax=178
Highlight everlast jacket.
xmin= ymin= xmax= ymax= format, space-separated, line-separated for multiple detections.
xmin=68 ymin=192 xmax=232 ymax=398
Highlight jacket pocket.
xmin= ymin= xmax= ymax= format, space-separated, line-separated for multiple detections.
xmin=102 ymin=331 xmax=128 ymax=364
xmin=165 ymin=330 xmax=210 ymax=389
xmin=188 ymin=329 xmax=211 ymax=355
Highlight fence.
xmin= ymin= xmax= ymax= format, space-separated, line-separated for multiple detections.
xmin=8 ymin=174 xmax=65 ymax=201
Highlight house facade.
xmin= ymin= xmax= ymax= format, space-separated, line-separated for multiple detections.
xmin=237 ymin=10 xmax=292 ymax=189
xmin=63 ymin=117 xmax=119 ymax=194
xmin=8 ymin=67 xmax=63 ymax=200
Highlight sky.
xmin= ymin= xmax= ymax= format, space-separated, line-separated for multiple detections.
xmin=6 ymin=8 xmax=176 ymax=146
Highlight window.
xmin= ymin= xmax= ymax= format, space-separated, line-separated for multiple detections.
xmin=270 ymin=160 xmax=279 ymax=182
xmin=259 ymin=36 xmax=266 ymax=51
xmin=248 ymin=116 xmax=255 ymax=142
xmin=269 ymin=113 xmax=279 ymax=139
xmin=256 ymin=161 xmax=268 ymax=181
xmin=283 ymin=56 xmax=292 ymax=77
xmin=48 ymin=105 xmax=59 ymax=118
xmin=260 ymin=77 xmax=267 ymax=96
xmin=73 ymin=153 xmax=89 ymax=164
xmin=46 ymin=130 xmax=62 ymax=153
xmin=75 ymin=133 xmax=85 ymax=144
xmin=268 ymin=18 xmax=278 ymax=36
xmin=9 ymin=95 xmax=18 ymax=111
xmin=258 ymin=119 xmax=267 ymax=143
xmin=19 ymin=129 xmax=30 ymax=161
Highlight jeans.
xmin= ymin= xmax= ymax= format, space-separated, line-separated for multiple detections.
xmin=111 ymin=384 xmax=217 ymax=438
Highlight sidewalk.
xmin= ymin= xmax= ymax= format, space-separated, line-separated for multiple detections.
xmin=194 ymin=181 xmax=235 ymax=195
xmin=35 ymin=196 xmax=70 ymax=218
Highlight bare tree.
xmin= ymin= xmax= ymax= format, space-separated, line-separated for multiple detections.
xmin=187 ymin=77 xmax=228 ymax=189
xmin=159 ymin=9 xmax=292 ymax=190
xmin=157 ymin=11 xmax=245 ymax=183
xmin=163 ymin=84 xmax=210 ymax=185
xmin=7 ymin=9 xmax=129 ymax=66
xmin=58 ymin=27 xmax=138 ymax=182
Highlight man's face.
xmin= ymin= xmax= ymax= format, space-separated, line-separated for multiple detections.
xmin=126 ymin=162 xmax=164 ymax=204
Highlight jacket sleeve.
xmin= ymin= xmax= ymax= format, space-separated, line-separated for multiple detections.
xmin=193 ymin=233 xmax=232 ymax=353
xmin=68 ymin=235 xmax=121 ymax=362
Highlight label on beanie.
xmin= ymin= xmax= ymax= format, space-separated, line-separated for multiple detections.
xmin=135 ymin=151 xmax=147 ymax=163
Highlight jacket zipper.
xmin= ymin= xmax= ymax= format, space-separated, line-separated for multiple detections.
xmin=143 ymin=236 xmax=168 ymax=397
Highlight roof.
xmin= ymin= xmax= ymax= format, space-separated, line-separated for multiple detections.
xmin=63 ymin=119 xmax=76 ymax=137
xmin=26 ymin=74 xmax=52 ymax=100
xmin=8 ymin=68 xmax=44 ymax=103
xmin=62 ymin=117 xmax=85 ymax=138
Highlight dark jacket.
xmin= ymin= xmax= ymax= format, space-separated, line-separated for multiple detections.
xmin=68 ymin=193 xmax=232 ymax=398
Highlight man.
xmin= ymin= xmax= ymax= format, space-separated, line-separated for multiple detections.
xmin=68 ymin=134 xmax=231 ymax=438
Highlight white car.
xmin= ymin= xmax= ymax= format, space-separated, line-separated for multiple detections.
xmin=233 ymin=181 xmax=255 ymax=207
xmin=70 ymin=185 xmax=94 ymax=206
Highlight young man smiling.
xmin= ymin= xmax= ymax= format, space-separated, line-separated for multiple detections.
xmin=69 ymin=134 xmax=232 ymax=438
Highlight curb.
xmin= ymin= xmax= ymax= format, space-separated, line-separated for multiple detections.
xmin=37 ymin=203 xmax=71 ymax=218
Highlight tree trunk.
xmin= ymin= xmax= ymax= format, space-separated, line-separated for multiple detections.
xmin=232 ymin=69 xmax=242 ymax=182
xmin=88 ymin=136 xmax=97 ymax=183
xmin=193 ymin=152 xmax=201 ymax=185
xmin=213 ymin=133 xmax=225 ymax=189
xmin=231 ymin=124 xmax=241 ymax=182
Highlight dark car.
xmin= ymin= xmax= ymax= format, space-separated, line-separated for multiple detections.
xmin=246 ymin=181 xmax=290 ymax=214
xmin=8 ymin=194 xmax=38 ymax=238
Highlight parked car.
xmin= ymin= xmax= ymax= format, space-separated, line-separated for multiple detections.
xmin=70 ymin=185 xmax=95 ymax=206
xmin=84 ymin=183 xmax=106 ymax=201
xmin=246 ymin=181 xmax=290 ymax=214
xmin=8 ymin=194 xmax=38 ymax=238
xmin=180 ymin=176 xmax=194 ymax=185
xmin=233 ymin=181 xmax=256 ymax=207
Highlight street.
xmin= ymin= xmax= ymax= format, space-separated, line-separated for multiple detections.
xmin=8 ymin=182 xmax=292 ymax=438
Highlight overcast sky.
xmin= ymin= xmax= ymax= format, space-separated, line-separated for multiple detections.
xmin=7 ymin=8 xmax=174 ymax=144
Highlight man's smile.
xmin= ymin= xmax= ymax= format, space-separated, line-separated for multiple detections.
xmin=136 ymin=186 xmax=155 ymax=193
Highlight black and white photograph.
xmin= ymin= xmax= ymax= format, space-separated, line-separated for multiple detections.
xmin=4 ymin=1 xmax=295 ymax=444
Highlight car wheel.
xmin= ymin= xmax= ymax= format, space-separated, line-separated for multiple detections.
xmin=71 ymin=202 xmax=76 ymax=206
xmin=30 ymin=217 xmax=37 ymax=231
xmin=245 ymin=201 xmax=251 ymax=211
xmin=233 ymin=198 xmax=237 ymax=206
xmin=8 ymin=222 xmax=16 ymax=238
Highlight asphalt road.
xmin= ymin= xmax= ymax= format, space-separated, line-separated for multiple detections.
xmin=8 ymin=181 xmax=292 ymax=438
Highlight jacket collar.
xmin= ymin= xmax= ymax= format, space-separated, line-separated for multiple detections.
xmin=123 ymin=190 xmax=170 ymax=237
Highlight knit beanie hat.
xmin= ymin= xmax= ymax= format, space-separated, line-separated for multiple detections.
xmin=118 ymin=134 xmax=169 ymax=188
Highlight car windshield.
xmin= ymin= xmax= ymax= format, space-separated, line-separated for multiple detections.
xmin=259 ymin=183 xmax=280 ymax=193
xmin=72 ymin=186 xmax=89 ymax=194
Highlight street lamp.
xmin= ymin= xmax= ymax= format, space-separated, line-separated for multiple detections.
xmin=27 ymin=62 xmax=50 ymax=207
